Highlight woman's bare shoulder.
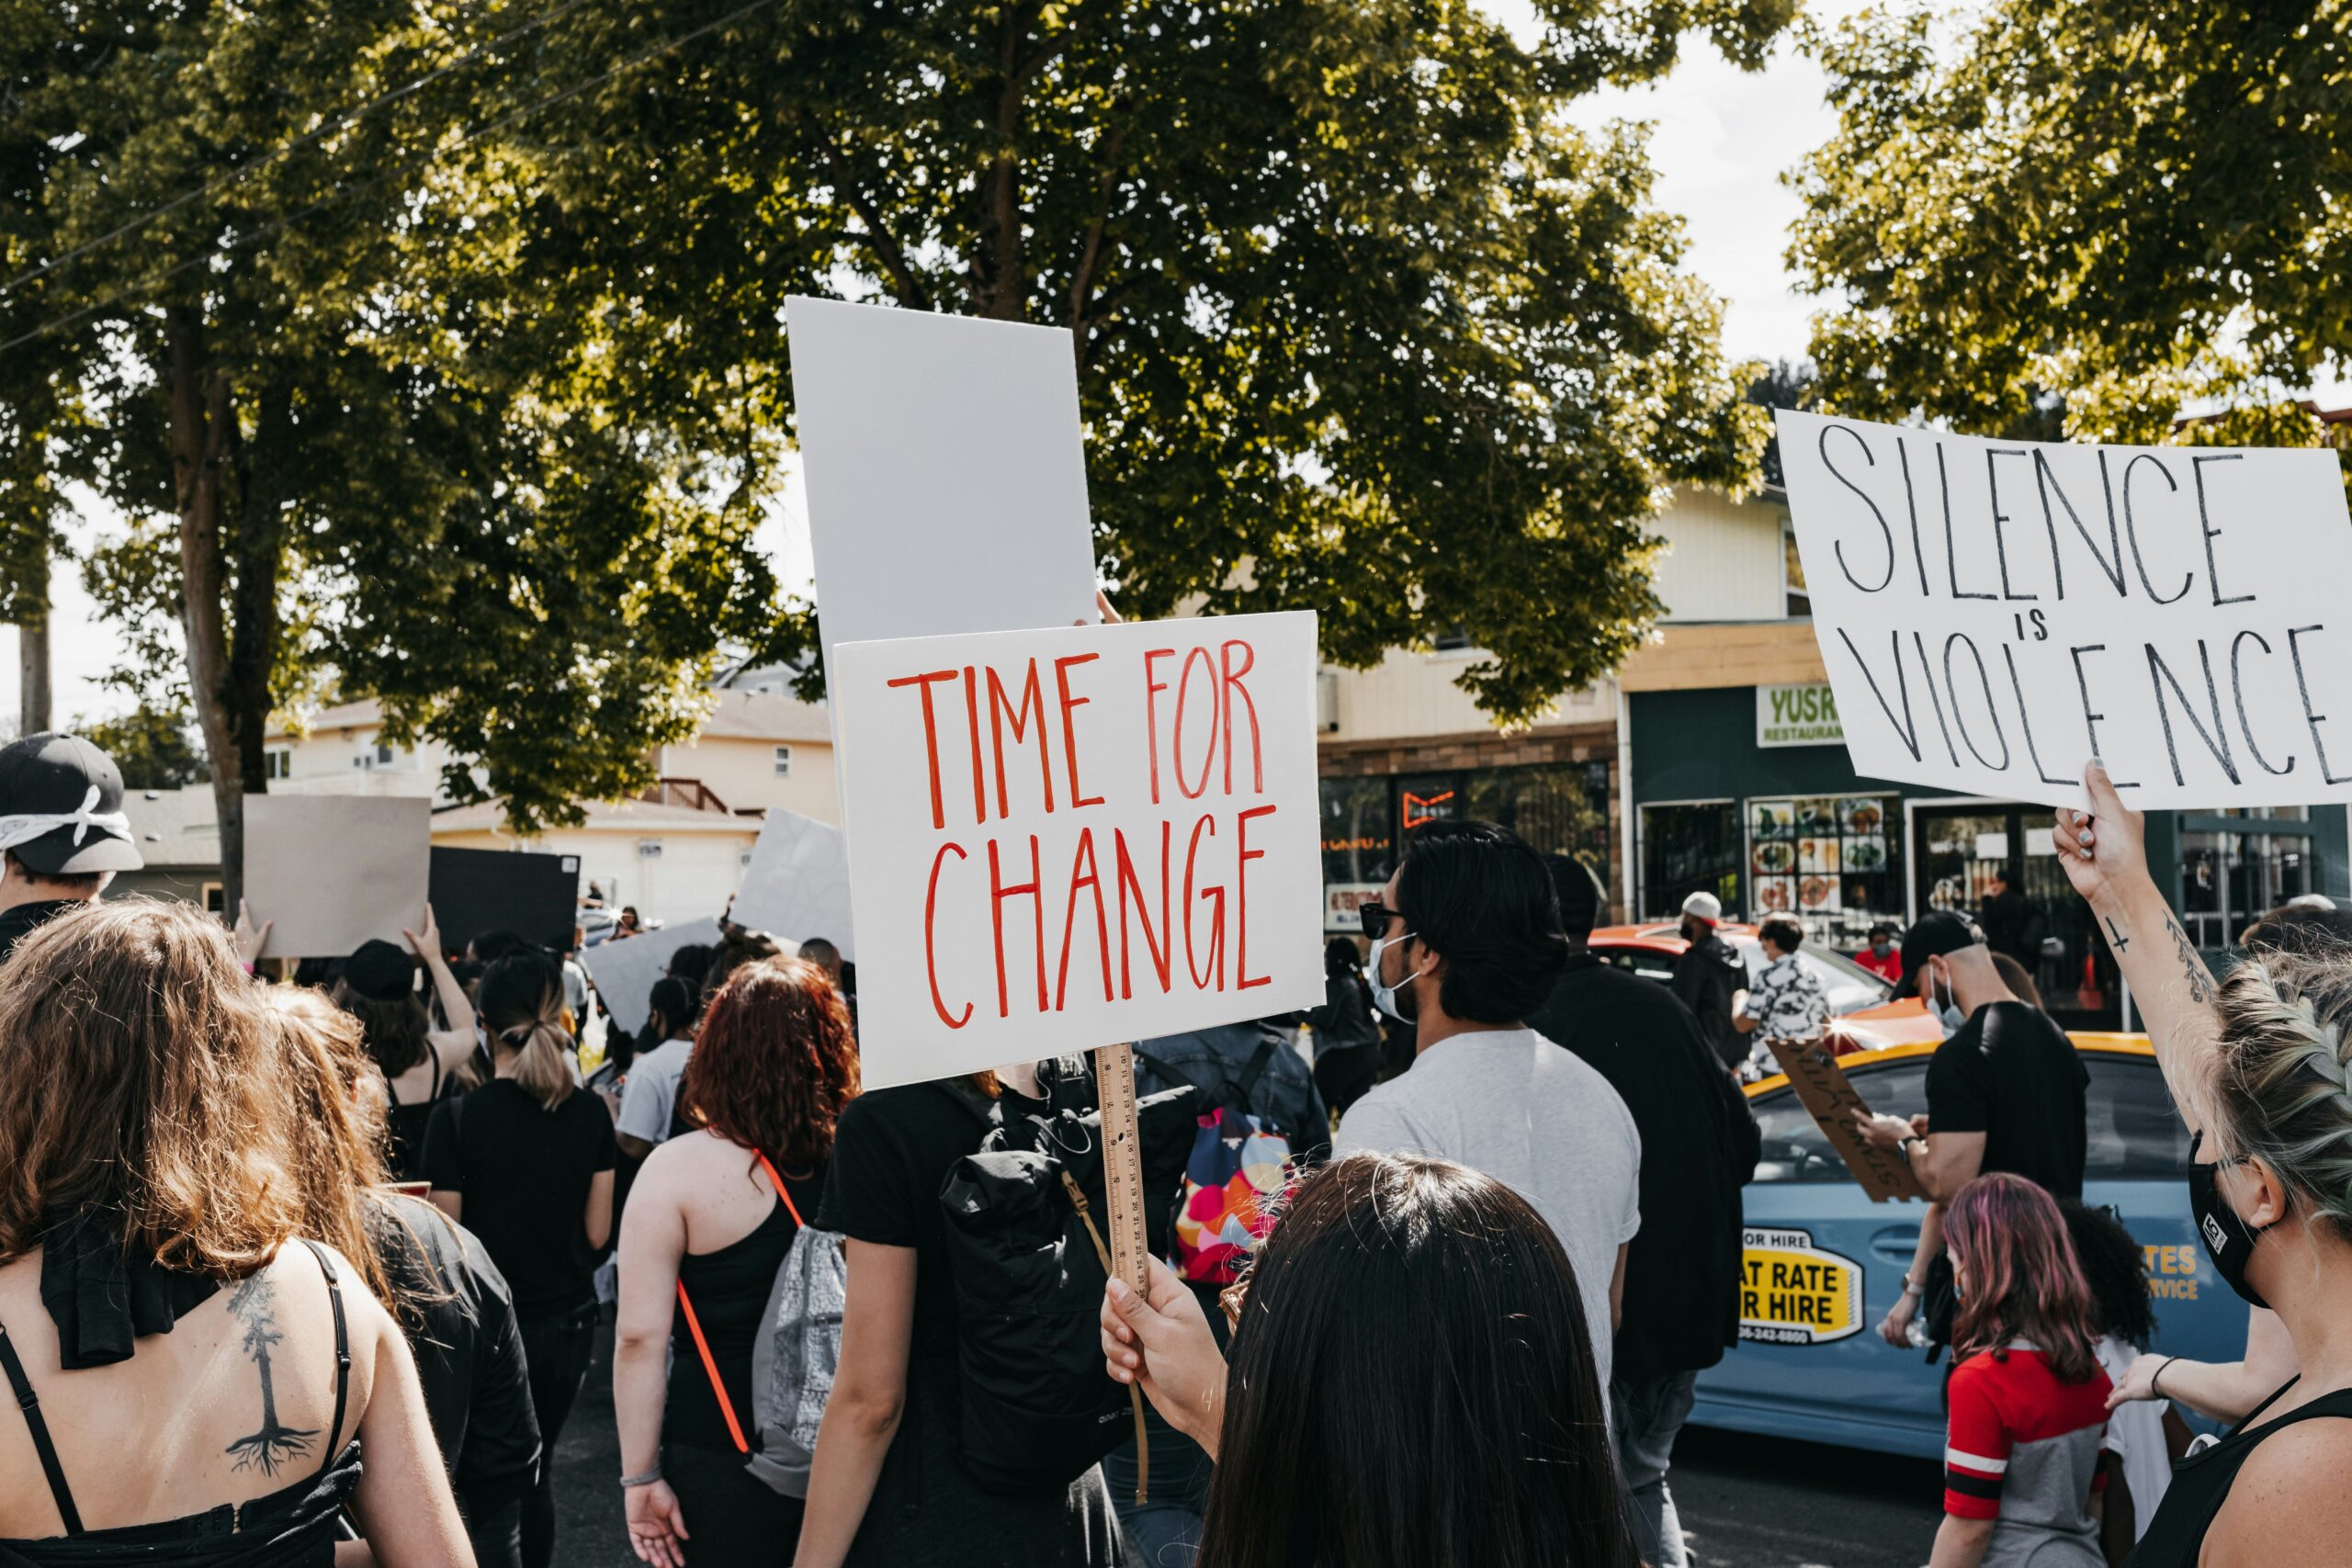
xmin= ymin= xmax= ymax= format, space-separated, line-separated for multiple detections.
xmin=2214 ymin=1411 xmax=2352 ymax=1559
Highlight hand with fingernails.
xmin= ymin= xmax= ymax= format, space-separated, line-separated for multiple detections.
xmin=1101 ymin=1256 xmax=1228 ymax=1459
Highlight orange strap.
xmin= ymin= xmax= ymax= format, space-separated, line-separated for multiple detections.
xmin=674 ymin=1152 xmax=802 ymax=1458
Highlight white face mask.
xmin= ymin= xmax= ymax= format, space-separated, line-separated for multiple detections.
xmin=1930 ymin=970 xmax=1968 ymax=1034
xmin=1365 ymin=931 xmax=1430 ymax=1024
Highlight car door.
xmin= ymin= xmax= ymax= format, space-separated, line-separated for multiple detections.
xmin=2080 ymin=1051 xmax=2241 ymax=1369
xmin=1691 ymin=1054 xmax=1950 ymax=1460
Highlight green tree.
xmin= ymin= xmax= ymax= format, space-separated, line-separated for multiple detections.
xmin=515 ymin=0 xmax=1782 ymax=723
xmin=1790 ymin=2 xmax=2351 ymax=448
xmin=78 ymin=703 xmax=209 ymax=790
xmin=0 ymin=0 xmax=780 ymax=906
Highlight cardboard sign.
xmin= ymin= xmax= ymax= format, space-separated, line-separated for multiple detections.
xmin=578 ymin=917 xmax=724 ymax=1038
xmin=1763 ymin=1035 xmax=1927 ymax=1202
xmin=245 ymin=795 xmax=430 ymax=959
xmin=785 ymin=298 xmax=1102 ymax=681
xmin=729 ymin=808 xmax=854 ymax=958
xmin=427 ymin=847 xmax=582 ymax=956
xmin=1738 ymin=1226 xmax=1866 ymax=1346
xmin=1778 ymin=409 xmax=2352 ymax=808
xmin=831 ymin=611 xmax=1324 ymax=1089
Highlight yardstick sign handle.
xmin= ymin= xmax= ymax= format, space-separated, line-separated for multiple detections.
xmin=1092 ymin=1042 xmax=1151 ymax=1293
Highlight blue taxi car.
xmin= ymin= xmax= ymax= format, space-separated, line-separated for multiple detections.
xmin=1690 ymin=1038 xmax=2242 ymax=1459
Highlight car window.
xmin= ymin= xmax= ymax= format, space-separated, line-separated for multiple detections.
xmin=2086 ymin=1055 xmax=2191 ymax=1179
xmin=1752 ymin=1060 xmax=1931 ymax=1183
xmin=1599 ymin=947 xmax=1678 ymax=984
xmin=1728 ymin=938 xmax=1892 ymax=1017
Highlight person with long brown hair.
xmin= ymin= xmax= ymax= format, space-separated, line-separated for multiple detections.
xmin=0 ymin=899 xmax=468 ymax=1566
xmin=424 ymin=949 xmax=616 ymax=1568
xmin=616 ymin=955 xmax=859 ymax=1567
xmin=1932 ymin=1172 xmax=2110 ymax=1568
xmin=1099 ymin=1152 xmax=1640 ymax=1568
xmin=327 ymin=903 xmax=479 ymax=1180
xmin=272 ymin=987 xmax=542 ymax=1568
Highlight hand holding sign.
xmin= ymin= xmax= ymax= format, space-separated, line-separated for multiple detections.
xmin=1779 ymin=410 xmax=2352 ymax=809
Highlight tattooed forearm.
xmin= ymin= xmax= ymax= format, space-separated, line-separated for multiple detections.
xmin=2104 ymin=914 xmax=2130 ymax=953
xmin=223 ymin=1272 xmax=317 ymax=1475
xmin=2165 ymin=917 xmax=2217 ymax=1005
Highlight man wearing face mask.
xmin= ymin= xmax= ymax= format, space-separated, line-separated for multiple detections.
xmin=1669 ymin=891 xmax=1747 ymax=1073
xmin=1337 ymin=820 xmax=1643 ymax=1397
xmin=1853 ymin=910 xmax=2087 ymax=1350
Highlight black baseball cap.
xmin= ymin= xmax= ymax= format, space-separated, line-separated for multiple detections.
xmin=0 ymin=732 xmax=144 ymax=876
xmin=342 ymin=939 xmax=417 ymax=1002
xmin=1897 ymin=910 xmax=1983 ymax=996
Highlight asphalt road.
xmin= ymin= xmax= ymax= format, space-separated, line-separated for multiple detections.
xmin=552 ymin=1323 xmax=1942 ymax=1568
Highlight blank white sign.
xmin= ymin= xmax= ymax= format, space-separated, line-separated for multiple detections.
xmin=245 ymin=795 xmax=430 ymax=959
xmin=730 ymin=807 xmax=855 ymax=959
xmin=579 ymin=917 xmax=725 ymax=1038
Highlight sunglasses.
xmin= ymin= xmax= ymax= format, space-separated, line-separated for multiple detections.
xmin=1356 ymin=902 xmax=1405 ymax=942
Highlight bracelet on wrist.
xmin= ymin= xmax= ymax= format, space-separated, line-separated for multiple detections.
xmin=620 ymin=1467 xmax=662 ymax=1489
xmin=2150 ymin=1357 xmax=2175 ymax=1401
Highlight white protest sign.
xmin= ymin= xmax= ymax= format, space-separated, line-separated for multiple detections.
xmin=730 ymin=807 xmax=854 ymax=958
xmin=1778 ymin=409 xmax=2352 ymax=808
xmin=785 ymin=298 xmax=1101 ymax=677
xmin=245 ymin=795 xmax=430 ymax=959
xmin=832 ymin=611 xmax=1323 ymax=1089
xmin=579 ymin=917 xmax=724 ymax=1038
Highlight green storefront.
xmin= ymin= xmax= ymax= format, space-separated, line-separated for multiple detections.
xmin=1629 ymin=682 xmax=2348 ymax=1032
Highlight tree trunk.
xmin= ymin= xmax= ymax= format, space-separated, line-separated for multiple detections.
xmin=17 ymin=558 xmax=51 ymax=736
xmin=166 ymin=307 xmax=249 ymax=914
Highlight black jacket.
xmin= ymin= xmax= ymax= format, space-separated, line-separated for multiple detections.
xmin=1529 ymin=954 xmax=1759 ymax=1386
xmin=1671 ymin=931 xmax=1747 ymax=1072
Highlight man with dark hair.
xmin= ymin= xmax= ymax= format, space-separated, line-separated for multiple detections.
xmin=1336 ymin=820 xmax=1642 ymax=1393
xmin=1855 ymin=909 xmax=2086 ymax=1348
xmin=1528 ymin=856 xmax=1758 ymax=1568
xmin=1734 ymin=913 xmax=1829 ymax=1076
xmin=0 ymin=731 xmax=144 ymax=962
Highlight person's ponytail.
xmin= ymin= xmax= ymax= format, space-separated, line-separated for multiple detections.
xmin=478 ymin=953 xmax=575 ymax=1112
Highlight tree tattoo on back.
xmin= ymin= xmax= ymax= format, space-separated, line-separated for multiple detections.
xmin=223 ymin=1273 xmax=317 ymax=1476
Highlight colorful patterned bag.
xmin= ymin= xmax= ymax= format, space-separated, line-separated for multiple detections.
xmin=1137 ymin=1041 xmax=1299 ymax=1284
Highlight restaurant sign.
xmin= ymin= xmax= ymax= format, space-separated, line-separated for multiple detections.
xmin=1757 ymin=682 xmax=1843 ymax=749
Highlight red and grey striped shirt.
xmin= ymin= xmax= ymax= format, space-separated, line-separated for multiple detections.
xmin=1944 ymin=1342 xmax=2110 ymax=1562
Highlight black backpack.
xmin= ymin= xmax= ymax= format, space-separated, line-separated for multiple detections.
xmin=935 ymin=1062 xmax=1200 ymax=1495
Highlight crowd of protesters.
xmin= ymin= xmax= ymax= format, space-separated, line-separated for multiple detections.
xmin=0 ymin=721 xmax=2349 ymax=1568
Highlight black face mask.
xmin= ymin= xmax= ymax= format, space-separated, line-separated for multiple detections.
xmin=2188 ymin=1130 xmax=2279 ymax=1310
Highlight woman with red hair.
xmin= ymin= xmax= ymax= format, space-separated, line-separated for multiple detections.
xmin=1934 ymin=1172 xmax=2111 ymax=1568
xmin=612 ymin=956 xmax=860 ymax=1567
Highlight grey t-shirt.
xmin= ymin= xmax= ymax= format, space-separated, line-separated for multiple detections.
xmin=1335 ymin=1026 xmax=1642 ymax=1392
xmin=616 ymin=1037 xmax=694 ymax=1145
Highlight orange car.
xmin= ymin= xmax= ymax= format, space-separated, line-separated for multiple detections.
xmin=1586 ymin=921 xmax=1942 ymax=1054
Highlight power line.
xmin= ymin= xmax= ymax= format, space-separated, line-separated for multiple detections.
xmin=0 ymin=0 xmax=597 ymax=300
xmin=0 ymin=0 xmax=782 ymax=356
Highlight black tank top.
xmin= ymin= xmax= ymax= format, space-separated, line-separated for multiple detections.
xmin=0 ymin=1240 xmax=364 ymax=1567
xmin=666 ymin=1163 xmax=826 ymax=1452
xmin=384 ymin=1048 xmax=450 ymax=1182
xmin=2126 ymin=1377 xmax=2352 ymax=1566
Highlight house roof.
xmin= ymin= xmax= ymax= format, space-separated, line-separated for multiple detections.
xmin=265 ymin=697 xmax=384 ymax=739
xmin=430 ymin=796 xmax=761 ymax=836
xmin=119 ymin=786 xmax=223 ymax=869
xmin=684 ymin=688 xmax=831 ymax=744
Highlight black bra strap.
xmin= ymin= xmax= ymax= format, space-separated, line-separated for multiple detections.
xmin=298 ymin=1241 xmax=352 ymax=1483
xmin=0 ymin=1320 xmax=83 ymax=1536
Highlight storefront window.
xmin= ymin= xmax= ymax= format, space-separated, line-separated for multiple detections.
xmin=1639 ymin=802 xmax=1739 ymax=920
xmin=1747 ymin=795 xmax=1900 ymax=946
xmin=1319 ymin=776 xmax=1395 ymax=932
xmin=2179 ymin=814 xmax=2317 ymax=949
xmin=1464 ymin=761 xmax=1611 ymax=867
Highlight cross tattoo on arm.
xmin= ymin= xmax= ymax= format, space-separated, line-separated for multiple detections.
xmin=2104 ymin=915 xmax=2129 ymax=953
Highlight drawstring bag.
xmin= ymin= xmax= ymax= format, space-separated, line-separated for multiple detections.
xmin=1136 ymin=1041 xmax=1300 ymax=1285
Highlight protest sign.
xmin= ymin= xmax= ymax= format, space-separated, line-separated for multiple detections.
xmin=245 ymin=795 xmax=430 ymax=959
xmin=785 ymin=298 xmax=1102 ymax=680
xmin=831 ymin=611 xmax=1323 ymax=1089
xmin=1762 ymin=1036 xmax=1927 ymax=1202
xmin=428 ymin=846 xmax=581 ymax=955
xmin=1778 ymin=409 xmax=2352 ymax=808
xmin=729 ymin=807 xmax=854 ymax=958
xmin=579 ymin=917 xmax=724 ymax=1038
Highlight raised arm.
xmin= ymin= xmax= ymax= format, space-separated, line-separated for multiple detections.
xmin=2052 ymin=762 xmax=2224 ymax=1130
xmin=404 ymin=904 xmax=477 ymax=1044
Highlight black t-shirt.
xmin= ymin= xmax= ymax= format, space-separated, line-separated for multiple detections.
xmin=1671 ymin=932 xmax=1747 ymax=1071
xmin=1528 ymin=954 xmax=1762 ymax=1385
xmin=368 ymin=1191 xmax=540 ymax=1506
xmin=1925 ymin=1001 xmax=2087 ymax=1198
xmin=0 ymin=897 xmax=83 ymax=964
xmin=422 ymin=1080 xmax=617 ymax=1320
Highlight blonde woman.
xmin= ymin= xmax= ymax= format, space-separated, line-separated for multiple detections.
xmin=0 ymin=900 xmax=467 ymax=1566
xmin=424 ymin=950 xmax=616 ymax=1568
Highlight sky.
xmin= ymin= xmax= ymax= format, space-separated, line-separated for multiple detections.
xmin=10 ymin=4 xmax=2338 ymax=725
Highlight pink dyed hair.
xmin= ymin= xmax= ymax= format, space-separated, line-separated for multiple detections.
xmin=1944 ymin=1172 xmax=2101 ymax=1384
